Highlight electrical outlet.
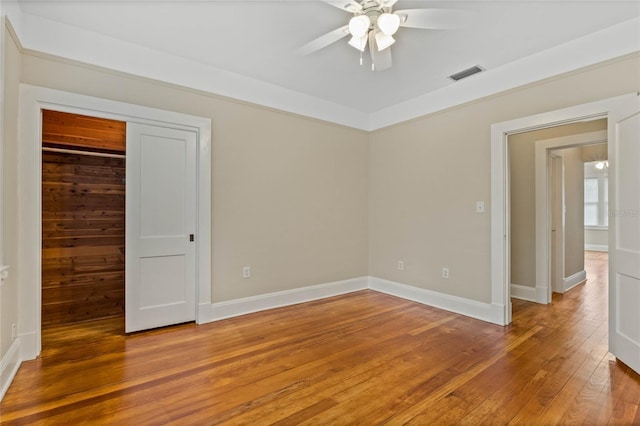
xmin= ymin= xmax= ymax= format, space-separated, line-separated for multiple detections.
xmin=397 ymin=260 xmax=404 ymax=271
xmin=442 ymin=267 xmax=450 ymax=279
xmin=11 ymin=324 xmax=16 ymax=341
xmin=476 ymin=201 xmax=485 ymax=213
xmin=242 ymin=266 xmax=251 ymax=279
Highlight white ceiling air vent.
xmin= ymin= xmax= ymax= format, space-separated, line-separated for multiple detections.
xmin=448 ymin=65 xmax=484 ymax=81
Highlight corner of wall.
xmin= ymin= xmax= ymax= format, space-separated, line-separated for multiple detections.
xmin=369 ymin=277 xmax=505 ymax=325
xmin=563 ymin=270 xmax=587 ymax=293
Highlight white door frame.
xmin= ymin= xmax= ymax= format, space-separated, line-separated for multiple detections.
xmin=18 ymin=84 xmax=211 ymax=359
xmin=491 ymin=93 xmax=635 ymax=325
xmin=549 ymin=153 xmax=564 ymax=296
xmin=533 ymin=130 xmax=607 ymax=303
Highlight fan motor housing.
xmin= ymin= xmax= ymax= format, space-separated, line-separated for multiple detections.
xmin=360 ymin=0 xmax=386 ymax=15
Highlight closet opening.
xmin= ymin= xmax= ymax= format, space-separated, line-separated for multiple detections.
xmin=41 ymin=110 xmax=126 ymax=345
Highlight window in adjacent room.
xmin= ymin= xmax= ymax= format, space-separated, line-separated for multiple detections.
xmin=584 ymin=161 xmax=608 ymax=227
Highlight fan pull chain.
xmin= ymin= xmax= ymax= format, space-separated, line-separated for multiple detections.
xmin=359 ymin=51 xmax=363 ymax=66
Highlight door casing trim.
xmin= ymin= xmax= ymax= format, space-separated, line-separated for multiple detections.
xmin=18 ymin=84 xmax=212 ymax=359
xmin=534 ymin=130 xmax=607 ymax=303
xmin=490 ymin=93 xmax=635 ymax=325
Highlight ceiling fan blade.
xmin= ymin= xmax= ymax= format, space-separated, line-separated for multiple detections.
xmin=323 ymin=0 xmax=363 ymax=13
xmin=295 ymin=25 xmax=350 ymax=56
xmin=395 ymin=9 xmax=469 ymax=29
xmin=369 ymin=31 xmax=392 ymax=71
xmin=379 ymin=0 xmax=398 ymax=8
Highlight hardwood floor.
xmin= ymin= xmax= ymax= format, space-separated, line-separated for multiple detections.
xmin=2 ymin=252 xmax=639 ymax=424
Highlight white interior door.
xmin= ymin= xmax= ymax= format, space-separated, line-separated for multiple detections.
xmin=608 ymin=96 xmax=640 ymax=374
xmin=126 ymin=123 xmax=197 ymax=333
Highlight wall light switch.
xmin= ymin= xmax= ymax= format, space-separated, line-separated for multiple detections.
xmin=476 ymin=201 xmax=485 ymax=213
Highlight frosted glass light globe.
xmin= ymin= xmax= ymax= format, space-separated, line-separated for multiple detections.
xmin=349 ymin=15 xmax=371 ymax=38
xmin=377 ymin=13 xmax=400 ymax=36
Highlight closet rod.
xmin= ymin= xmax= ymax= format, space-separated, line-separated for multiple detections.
xmin=42 ymin=146 xmax=126 ymax=159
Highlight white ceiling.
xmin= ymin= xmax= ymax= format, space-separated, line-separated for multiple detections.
xmin=11 ymin=0 xmax=640 ymax=127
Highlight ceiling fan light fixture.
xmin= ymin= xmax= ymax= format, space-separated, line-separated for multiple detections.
xmin=348 ymin=35 xmax=368 ymax=51
xmin=377 ymin=13 xmax=400 ymax=35
xmin=300 ymin=2 xmax=468 ymax=71
xmin=375 ymin=31 xmax=395 ymax=51
xmin=348 ymin=15 xmax=371 ymax=38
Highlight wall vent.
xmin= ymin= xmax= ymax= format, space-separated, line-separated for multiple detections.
xmin=448 ymin=65 xmax=484 ymax=81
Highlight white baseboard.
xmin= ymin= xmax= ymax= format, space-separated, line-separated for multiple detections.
xmin=564 ymin=270 xmax=587 ymax=292
xmin=18 ymin=331 xmax=37 ymax=361
xmin=199 ymin=276 xmax=507 ymax=326
xmin=512 ymin=284 xmax=550 ymax=304
xmin=199 ymin=276 xmax=369 ymax=323
xmin=510 ymin=284 xmax=537 ymax=302
xmin=369 ymin=277 xmax=504 ymax=325
xmin=585 ymin=244 xmax=608 ymax=252
xmin=5 ymin=274 xmax=510 ymax=399
xmin=0 ymin=339 xmax=21 ymax=401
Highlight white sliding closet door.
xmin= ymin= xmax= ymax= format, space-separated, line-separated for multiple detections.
xmin=125 ymin=123 xmax=197 ymax=333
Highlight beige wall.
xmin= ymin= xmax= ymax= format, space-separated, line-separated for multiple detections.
xmin=582 ymin=143 xmax=608 ymax=162
xmin=1 ymin=21 xmax=21 ymax=358
xmin=370 ymin=54 xmax=639 ymax=302
xmin=509 ymin=120 xmax=606 ymax=287
xmin=555 ymin=146 xmax=585 ymax=278
xmin=20 ymin=52 xmax=370 ymax=303
xmin=2 ymin=37 xmax=639 ymax=350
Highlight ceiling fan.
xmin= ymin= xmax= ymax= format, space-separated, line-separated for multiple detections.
xmin=298 ymin=0 xmax=467 ymax=71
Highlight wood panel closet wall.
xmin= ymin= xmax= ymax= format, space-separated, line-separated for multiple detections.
xmin=41 ymin=110 xmax=127 ymax=327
